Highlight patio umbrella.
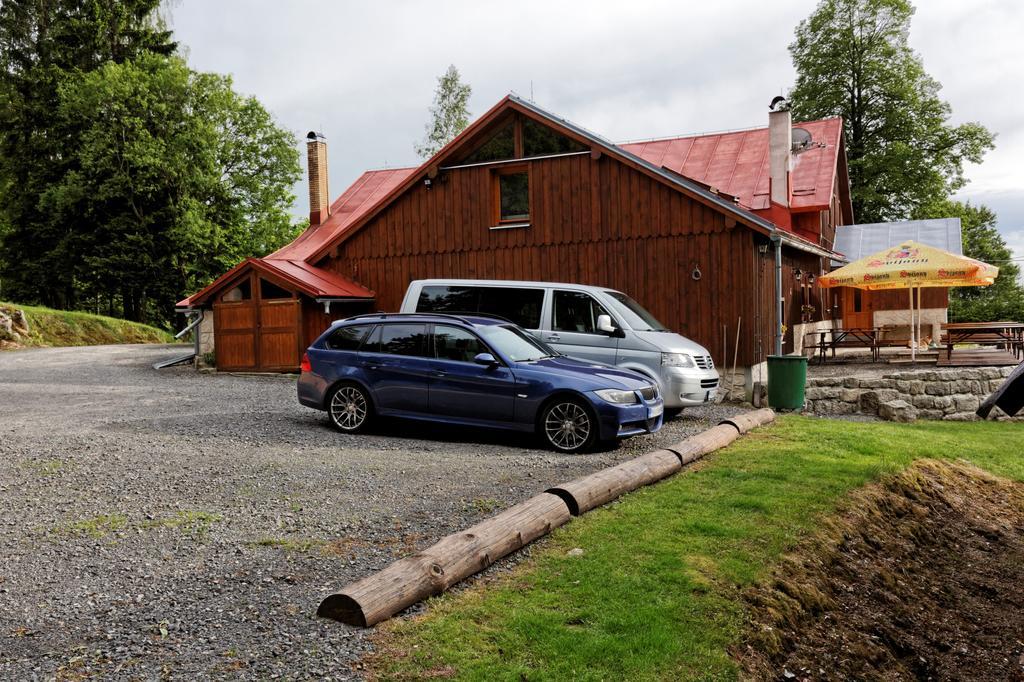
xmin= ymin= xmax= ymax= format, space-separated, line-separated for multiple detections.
xmin=818 ymin=241 xmax=999 ymax=362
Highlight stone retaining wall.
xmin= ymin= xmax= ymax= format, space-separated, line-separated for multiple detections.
xmin=804 ymin=366 xmax=1015 ymax=422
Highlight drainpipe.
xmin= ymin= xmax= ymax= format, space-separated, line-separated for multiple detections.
xmin=771 ymin=232 xmax=783 ymax=356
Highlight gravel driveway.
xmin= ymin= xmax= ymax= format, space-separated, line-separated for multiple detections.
xmin=0 ymin=344 xmax=746 ymax=680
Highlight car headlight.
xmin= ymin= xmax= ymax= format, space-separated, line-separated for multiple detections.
xmin=661 ymin=352 xmax=695 ymax=368
xmin=594 ymin=388 xmax=639 ymax=404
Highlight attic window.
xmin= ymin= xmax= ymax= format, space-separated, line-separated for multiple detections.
xmin=222 ymin=279 xmax=251 ymax=302
xmin=522 ymin=118 xmax=587 ymax=157
xmin=494 ymin=166 xmax=529 ymax=224
xmin=260 ymin=278 xmax=292 ymax=300
xmin=462 ymin=121 xmax=515 ymax=164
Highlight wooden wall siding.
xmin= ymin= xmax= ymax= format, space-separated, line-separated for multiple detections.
xmin=256 ymin=299 xmax=301 ymax=370
xmin=873 ymin=286 xmax=948 ymax=311
xmin=301 ymin=300 xmax=375 ymax=351
xmin=322 ymin=153 xmax=827 ymax=367
xmin=213 ymin=302 xmax=257 ymax=370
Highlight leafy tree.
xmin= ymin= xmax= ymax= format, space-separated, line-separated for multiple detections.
xmin=789 ymin=0 xmax=994 ymax=223
xmin=914 ymin=199 xmax=1024 ymax=322
xmin=46 ymin=54 xmax=300 ymax=323
xmin=0 ymin=1 xmax=301 ymax=326
xmin=0 ymin=0 xmax=175 ymax=310
xmin=415 ymin=65 xmax=471 ymax=159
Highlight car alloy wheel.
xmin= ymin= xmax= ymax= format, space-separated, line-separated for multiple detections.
xmin=543 ymin=400 xmax=594 ymax=453
xmin=329 ymin=384 xmax=369 ymax=432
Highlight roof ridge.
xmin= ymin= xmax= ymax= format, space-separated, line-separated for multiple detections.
xmin=618 ymin=116 xmax=843 ymax=146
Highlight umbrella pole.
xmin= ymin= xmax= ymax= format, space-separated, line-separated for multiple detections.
xmin=909 ymin=287 xmax=916 ymax=364
xmin=917 ymin=285 xmax=923 ymax=354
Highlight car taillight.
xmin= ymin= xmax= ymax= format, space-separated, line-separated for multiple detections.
xmin=300 ymin=352 xmax=311 ymax=373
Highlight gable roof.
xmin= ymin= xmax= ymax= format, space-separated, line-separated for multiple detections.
xmin=176 ymin=256 xmax=374 ymax=308
xmin=303 ymin=94 xmax=839 ymax=262
xmin=180 ymin=95 xmax=845 ymax=308
xmin=620 ymin=117 xmax=843 ymax=213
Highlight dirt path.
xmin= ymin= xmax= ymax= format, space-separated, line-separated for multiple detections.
xmin=741 ymin=459 xmax=1024 ymax=681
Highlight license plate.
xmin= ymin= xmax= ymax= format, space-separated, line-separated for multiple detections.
xmin=648 ymin=404 xmax=664 ymax=419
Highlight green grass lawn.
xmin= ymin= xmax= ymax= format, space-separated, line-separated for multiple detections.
xmin=371 ymin=416 xmax=1024 ymax=681
xmin=0 ymin=301 xmax=173 ymax=348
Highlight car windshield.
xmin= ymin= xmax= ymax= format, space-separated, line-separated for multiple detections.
xmin=602 ymin=291 xmax=670 ymax=332
xmin=477 ymin=324 xmax=558 ymax=362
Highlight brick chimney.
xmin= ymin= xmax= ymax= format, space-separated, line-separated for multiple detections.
xmin=307 ymin=131 xmax=330 ymax=225
xmin=768 ymin=98 xmax=792 ymax=209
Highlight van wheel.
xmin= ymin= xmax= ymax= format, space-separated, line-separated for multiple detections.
xmin=664 ymin=407 xmax=684 ymax=420
xmin=540 ymin=398 xmax=597 ymax=453
xmin=328 ymin=383 xmax=373 ymax=433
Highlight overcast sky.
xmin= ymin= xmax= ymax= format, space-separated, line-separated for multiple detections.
xmin=169 ymin=0 xmax=1024 ymax=262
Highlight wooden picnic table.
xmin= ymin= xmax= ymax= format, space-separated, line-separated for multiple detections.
xmin=942 ymin=321 xmax=1024 ymax=359
xmin=812 ymin=327 xmax=883 ymax=363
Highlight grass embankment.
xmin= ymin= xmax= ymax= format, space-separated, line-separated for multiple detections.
xmin=371 ymin=416 xmax=1024 ymax=681
xmin=0 ymin=301 xmax=172 ymax=348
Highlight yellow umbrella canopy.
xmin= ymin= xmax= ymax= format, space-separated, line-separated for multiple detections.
xmin=818 ymin=240 xmax=999 ymax=362
xmin=819 ymin=240 xmax=998 ymax=290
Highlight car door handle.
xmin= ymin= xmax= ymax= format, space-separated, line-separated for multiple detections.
xmin=547 ymin=334 xmax=561 ymax=342
xmin=433 ymin=370 xmax=447 ymax=377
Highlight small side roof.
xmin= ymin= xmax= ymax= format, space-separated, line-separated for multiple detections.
xmin=833 ymin=218 xmax=963 ymax=265
xmin=176 ymin=257 xmax=374 ymax=308
xmin=177 ymin=168 xmax=412 ymax=308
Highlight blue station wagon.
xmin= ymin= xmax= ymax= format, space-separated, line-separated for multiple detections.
xmin=297 ymin=313 xmax=663 ymax=453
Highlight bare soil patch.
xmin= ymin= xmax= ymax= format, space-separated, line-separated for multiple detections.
xmin=741 ymin=459 xmax=1024 ymax=681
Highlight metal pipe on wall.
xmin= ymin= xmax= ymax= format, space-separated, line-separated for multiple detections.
xmin=772 ymin=233 xmax=783 ymax=355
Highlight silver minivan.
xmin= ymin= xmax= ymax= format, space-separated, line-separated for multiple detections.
xmin=400 ymin=279 xmax=719 ymax=414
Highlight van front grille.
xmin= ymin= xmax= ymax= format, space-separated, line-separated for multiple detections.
xmin=639 ymin=386 xmax=658 ymax=401
xmin=700 ymin=379 xmax=719 ymax=389
xmin=694 ymin=355 xmax=714 ymax=370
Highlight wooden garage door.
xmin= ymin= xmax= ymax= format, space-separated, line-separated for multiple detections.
xmin=214 ymin=302 xmax=257 ymax=370
xmin=257 ymin=299 xmax=301 ymax=371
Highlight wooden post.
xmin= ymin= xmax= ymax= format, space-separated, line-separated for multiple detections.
xmin=719 ymin=408 xmax=776 ymax=434
xmin=317 ymin=411 xmax=777 ymax=628
xmin=668 ymin=423 xmax=742 ymax=464
xmin=547 ymin=449 xmax=682 ymax=516
xmin=317 ymin=492 xmax=570 ymax=627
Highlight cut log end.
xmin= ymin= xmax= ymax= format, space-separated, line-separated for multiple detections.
xmin=317 ymin=593 xmax=367 ymax=627
xmin=719 ymin=408 xmax=776 ymax=434
xmin=546 ymin=486 xmax=581 ymax=516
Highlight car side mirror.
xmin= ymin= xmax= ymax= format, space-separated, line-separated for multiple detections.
xmin=596 ymin=314 xmax=618 ymax=335
xmin=473 ymin=352 xmax=498 ymax=367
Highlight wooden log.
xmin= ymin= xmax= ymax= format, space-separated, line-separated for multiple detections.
xmin=546 ymin=449 xmax=682 ymax=516
xmin=317 ymin=492 xmax=571 ymax=627
xmin=719 ymin=408 xmax=776 ymax=434
xmin=667 ymin=423 xmax=741 ymax=465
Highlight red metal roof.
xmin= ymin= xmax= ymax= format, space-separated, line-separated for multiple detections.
xmin=619 ymin=117 xmax=843 ymax=212
xmin=267 ymin=167 xmax=416 ymax=262
xmin=181 ymin=101 xmax=846 ymax=309
xmin=176 ymin=257 xmax=374 ymax=308
xmin=178 ymin=168 xmax=414 ymax=307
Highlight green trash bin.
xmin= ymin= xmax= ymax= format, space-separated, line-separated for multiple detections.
xmin=767 ymin=354 xmax=808 ymax=410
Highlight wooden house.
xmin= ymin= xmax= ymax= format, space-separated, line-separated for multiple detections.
xmin=178 ymin=95 xmax=853 ymax=384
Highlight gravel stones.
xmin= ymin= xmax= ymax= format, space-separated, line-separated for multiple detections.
xmin=0 ymin=344 xmax=747 ymax=679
